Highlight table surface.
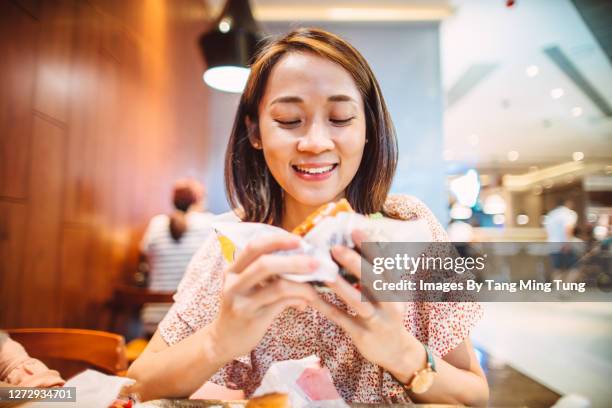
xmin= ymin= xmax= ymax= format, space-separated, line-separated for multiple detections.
xmin=137 ymin=400 xmax=468 ymax=408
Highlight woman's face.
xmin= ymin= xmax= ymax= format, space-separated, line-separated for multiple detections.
xmin=256 ymin=51 xmax=367 ymax=208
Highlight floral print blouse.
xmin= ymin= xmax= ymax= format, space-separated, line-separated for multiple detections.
xmin=158 ymin=194 xmax=482 ymax=403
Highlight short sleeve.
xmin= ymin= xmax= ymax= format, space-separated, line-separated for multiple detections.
xmin=157 ymin=232 xmax=252 ymax=390
xmin=157 ymin=234 xmax=225 ymax=345
xmin=140 ymin=214 xmax=167 ymax=253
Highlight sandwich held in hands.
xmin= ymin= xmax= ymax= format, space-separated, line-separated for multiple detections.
xmin=214 ymin=198 xmax=431 ymax=286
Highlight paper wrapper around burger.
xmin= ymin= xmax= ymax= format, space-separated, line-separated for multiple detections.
xmin=252 ymin=355 xmax=349 ymax=408
xmin=213 ymin=204 xmax=432 ymax=285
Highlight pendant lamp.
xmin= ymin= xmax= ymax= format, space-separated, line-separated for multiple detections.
xmin=199 ymin=0 xmax=264 ymax=93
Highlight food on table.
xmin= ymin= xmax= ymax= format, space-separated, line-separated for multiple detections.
xmin=246 ymin=392 xmax=291 ymax=408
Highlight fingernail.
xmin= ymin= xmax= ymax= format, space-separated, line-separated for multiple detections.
xmin=332 ymin=245 xmax=344 ymax=255
xmin=309 ymin=259 xmax=319 ymax=270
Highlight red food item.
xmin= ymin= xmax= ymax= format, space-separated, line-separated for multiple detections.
xmin=296 ymin=366 xmax=342 ymax=401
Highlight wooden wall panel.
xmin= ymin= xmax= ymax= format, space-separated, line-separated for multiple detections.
xmin=0 ymin=0 xmax=211 ymax=329
xmin=62 ymin=0 xmax=102 ymax=224
xmin=59 ymin=225 xmax=92 ymax=327
xmin=32 ymin=0 xmax=74 ymax=124
xmin=0 ymin=201 xmax=28 ymax=327
xmin=0 ymin=1 xmax=38 ymax=199
xmin=19 ymin=115 xmax=65 ymax=326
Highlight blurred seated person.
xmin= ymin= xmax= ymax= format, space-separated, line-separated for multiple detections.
xmin=139 ymin=179 xmax=214 ymax=335
xmin=0 ymin=331 xmax=65 ymax=387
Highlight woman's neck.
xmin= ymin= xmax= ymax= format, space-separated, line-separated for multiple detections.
xmin=280 ymin=192 xmax=345 ymax=232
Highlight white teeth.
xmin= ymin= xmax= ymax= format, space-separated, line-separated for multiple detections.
xmin=294 ymin=164 xmax=335 ymax=174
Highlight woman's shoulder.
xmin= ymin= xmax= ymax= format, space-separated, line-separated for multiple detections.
xmin=382 ymin=194 xmax=448 ymax=242
xmin=382 ymin=194 xmax=431 ymax=220
xmin=175 ymin=232 xmax=225 ymax=295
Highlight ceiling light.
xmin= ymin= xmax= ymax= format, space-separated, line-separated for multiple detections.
xmin=507 ymin=150 xmax=519 ymax=162
xmin=572 ymin=151 xmax=584 ymax=161
xmin=525 ymin=65 xmax=539 ymax=77
xmin=493 ymin=214 xmax=505 ymax=225
xmin=571 ymin=106 xmax=583 ymax=117
xmin=218 ymin=18 xmax=232 ymax=33
xmin=550 ymin=88 xmax=564 ymax=99
xmin=199 ymin=0 xmax=264 ymax=93
xmin=484 ymin=194 xmax=506 ymax=215
xmin=516 ymin=214 xmax=529 ymax=225
xmin=203 ymin=66 xmax=250 ymax=93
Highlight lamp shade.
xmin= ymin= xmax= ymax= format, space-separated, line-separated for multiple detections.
xmin=199 ymin=0 xmax=264 ymax=93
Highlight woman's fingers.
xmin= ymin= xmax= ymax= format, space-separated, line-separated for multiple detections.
xmin=249 ymin=279 xmax=318 ymax=311
xmin=233 ymin=254 xmax=318 ymax=293
xmin=326 ymin=273 xmax=376 ymax=320
xmin=230 ymin=234 xmax=301 ymax=274
xmin=331 ymin=244 xmax=363 ymax=280
xmin=351 ymin=229 xmax=366 ymax=250
xmin=307 ymin=294 xmax=362 ymax=335
xmin=257 ymin=297 xmax=309 ymax=320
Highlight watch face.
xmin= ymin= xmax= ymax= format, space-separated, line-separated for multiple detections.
xmin=411 ymin=370 xmax=436 ymax=394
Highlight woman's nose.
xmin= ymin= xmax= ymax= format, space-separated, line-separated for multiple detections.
xmin=297 ymin=121 xmax=334 ymax=153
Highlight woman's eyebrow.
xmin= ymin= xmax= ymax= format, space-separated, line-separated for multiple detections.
xmin=269 ymin=94 xmax=357 ymax=105
xmin=328 ymin=94 xmax=356 ymax=103
xmin=270 ymin=96 xmax=303 ymax=105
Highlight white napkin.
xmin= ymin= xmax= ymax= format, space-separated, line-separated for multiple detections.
xmin=253 ymin=355 xmax=348 ymax=408
xmin=24 ymin=369 xmax=134 ymax=408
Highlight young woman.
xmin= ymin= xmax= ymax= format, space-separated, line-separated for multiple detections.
xmin=128 ymin=28 xmax=488 ymax=405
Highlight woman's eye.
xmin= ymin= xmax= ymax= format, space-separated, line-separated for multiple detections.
xmin=330 ymin=117 xmax=355 ymax=126
xmin=275 ymin=119 xmax=301 ymax=128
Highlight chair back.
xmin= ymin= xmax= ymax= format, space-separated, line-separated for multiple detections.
xmin=5 ymin=328 xmax=127 ymax=377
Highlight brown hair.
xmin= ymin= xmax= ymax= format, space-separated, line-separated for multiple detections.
xmin=224 ymin=28 xmax=397 ymax=225
xmin=169 ymin=179 xmax=204 ymax=241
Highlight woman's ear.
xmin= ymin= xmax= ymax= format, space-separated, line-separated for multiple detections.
xmin=245 ymin=116 xmax=262 ymax=149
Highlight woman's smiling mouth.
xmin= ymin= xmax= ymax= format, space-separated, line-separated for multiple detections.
xmin=291 ymin=163 xmax=338 ymax=181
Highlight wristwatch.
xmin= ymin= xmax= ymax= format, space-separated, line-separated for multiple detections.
xmin=401 ymin=344 xmax=437 ymax=394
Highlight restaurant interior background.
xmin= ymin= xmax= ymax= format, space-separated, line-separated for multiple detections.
xmin=0 ymin=0 xmax=611 ymax=406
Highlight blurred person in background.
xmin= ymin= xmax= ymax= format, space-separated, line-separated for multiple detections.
xmin=545 ymin=199 xmax=579 ymax=282
xmin=139 ymin=178 xmax=214 ymax=335
xmin=0 ymin=331 xmax=65 ymax=387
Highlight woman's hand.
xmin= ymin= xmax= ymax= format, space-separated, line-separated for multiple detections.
xmin=209 ymin=234 xmax=320 ymax=361
xmin=308 ymin=230 xmax=423 ymax=382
